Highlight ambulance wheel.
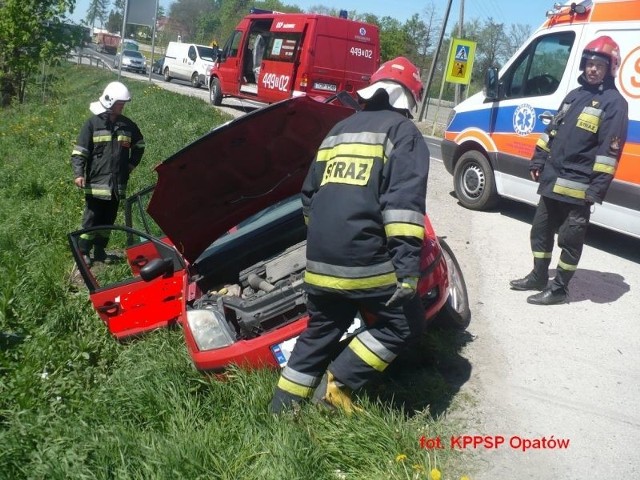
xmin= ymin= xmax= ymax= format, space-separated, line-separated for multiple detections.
xmin=191 ymin=72 xmax=201 ymax=88
xmin=163 ymin=67 xmax=171 ymax=82
xmin=209 ymin=78 xmax=222 ymax=106
xmin=453 ymin=150 xmax=498 ymax=210
xmin=431 ymin=239 xmax=471 ymax=330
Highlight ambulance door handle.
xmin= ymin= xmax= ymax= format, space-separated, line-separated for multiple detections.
xmin=538 ymin=111 xmax=554 ymax=125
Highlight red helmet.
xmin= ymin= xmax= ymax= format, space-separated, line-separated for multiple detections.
xmin=370 ymin=57 xmax=424 ymax=105
xmin=580 ymin=35 xmax=621 ymax=77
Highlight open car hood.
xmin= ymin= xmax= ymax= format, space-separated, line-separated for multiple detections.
xmin=147 ymin=96 xmax=354 ymax=263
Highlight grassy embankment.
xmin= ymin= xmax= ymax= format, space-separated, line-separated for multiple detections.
xmin=0 ymin=63 xmax=475 ymax=479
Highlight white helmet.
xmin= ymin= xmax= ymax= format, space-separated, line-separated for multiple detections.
xmin=90 ymin=81 xmax=131 ymax=115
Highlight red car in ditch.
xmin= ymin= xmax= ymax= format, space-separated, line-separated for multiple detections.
xmin=68 ymin=95 xmax=471 ymax=372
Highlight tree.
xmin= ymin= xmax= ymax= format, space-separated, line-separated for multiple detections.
xmin=504 ymin=23 xmax=533 ymax=58
xmin=0 ymin=0 xmax=78 ymax=106
xmin=168 ymin=0 xmax=217 ymax=43
xmin=377 ymin=16 xmax=410 ymax=61
xmin=105 ymin=0 xmax=123 ymax=33
xmin=459 ymin=18 xmax=506 ymax=85
xmin=86 ymin=0 xmax=109 ymax=29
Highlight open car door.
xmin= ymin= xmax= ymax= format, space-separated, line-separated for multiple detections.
xmin=68 ymin=224 xmax=188 ymax=340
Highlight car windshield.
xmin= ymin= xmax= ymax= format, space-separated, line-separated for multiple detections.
xmin=197 ymin=46 xmax=217 ymax=61
xmin=124 ymin=51 xmax=143 ymax=58
xmin=196 ymin=195 xmax=303 ymax=261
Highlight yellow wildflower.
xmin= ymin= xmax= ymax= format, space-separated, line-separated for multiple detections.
xmin=430 ymin=468 xmax=442 ymax=480
xmin=395 ymin=453 xmax=408 ymax=462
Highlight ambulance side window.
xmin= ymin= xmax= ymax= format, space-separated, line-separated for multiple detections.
xmin=503 ymin=31 xmax=575 ymax=99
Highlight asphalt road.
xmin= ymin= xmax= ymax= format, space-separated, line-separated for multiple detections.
xmin=425 ymin=138 xmax=640 ymax=478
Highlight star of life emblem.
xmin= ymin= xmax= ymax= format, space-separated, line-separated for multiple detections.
xmin=513 ymin=103 xmax=536 ymax=136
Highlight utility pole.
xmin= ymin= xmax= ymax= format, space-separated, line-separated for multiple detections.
xmin=454 ymin=0 xmax=465 ymax=105
xmin=418 ymin=0 xmax=454 ymax=122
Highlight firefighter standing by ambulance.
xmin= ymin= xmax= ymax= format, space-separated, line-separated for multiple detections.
xmin=270 ymin=57 xmax=430 ymax=414
xmin=510 ymin=36 xmax=628 ymax=305
xmin=71 ymin=81 xmax=145 ymax=266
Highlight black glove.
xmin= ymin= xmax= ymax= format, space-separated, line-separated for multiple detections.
xmin=530 ymin=168 xmax=540 ymax=182
xmin=385 ymin=277 xmax=418 ymax=308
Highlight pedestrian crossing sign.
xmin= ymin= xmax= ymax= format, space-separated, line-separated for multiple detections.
xmin=445 ymin=38 xmax=476 ymax=85
xmin=455 ymin=45 xmax=469 ymax=61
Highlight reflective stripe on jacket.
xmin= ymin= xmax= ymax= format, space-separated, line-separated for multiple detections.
xmin=301 ymin=109 xmax=430 ymax=298
xmin=71 ymin=113 xmax=145 ymax=200
xmin=531 ymin=75 xmax=628 ymax=205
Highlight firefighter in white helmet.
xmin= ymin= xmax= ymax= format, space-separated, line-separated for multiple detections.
xmin=270 ymin=57 xmax=430 ymax=414
xmin=71 ymin=81 xmax=145 ymax=266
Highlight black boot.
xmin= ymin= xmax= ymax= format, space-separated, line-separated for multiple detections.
xmin=510 ymin=257 xmax=550 ymax=291
xmin=269 ymin=387 xmax=307 ymax=414
xmin=510 ymin=272 xmax=547 ymax=291
xmin=93 ymin=236 xmax=108 ymax=262
xmin=527 ymin=288 xmax=567 ymax=305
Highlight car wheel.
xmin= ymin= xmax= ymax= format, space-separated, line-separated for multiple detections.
xmin=210 ymin=77 xmax=222 ymax=105
xmin=163 ymin=67 xmax=171 ymax=82
xmin=453 ymin=150 xmax=498 ymax=210
xmin=191 ymin=72 xmax=200 ymax=88
xmin=431 ymin=238 xmax=471 ymax=330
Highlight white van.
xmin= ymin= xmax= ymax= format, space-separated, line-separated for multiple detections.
xmin=162 ymin=42 xmax=218 ymax=88
xmin=442 ymin=0 xmax=640 ymax=239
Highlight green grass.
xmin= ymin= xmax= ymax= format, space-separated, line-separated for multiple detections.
xmin=0 ymin=64 xmax=475 ymax=479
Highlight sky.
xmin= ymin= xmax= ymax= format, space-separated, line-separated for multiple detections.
xmin=67 ymin=0 xmax=546 ymax=30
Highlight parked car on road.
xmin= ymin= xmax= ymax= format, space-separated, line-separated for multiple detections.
xmin=114 ymin=49 xmax=147 ymax=74
xmin=151 ymin=57 xmax=164 ymax=74
xmin=68 ymin=94 xmax=471 ymax=373
xmin=163 ymin=42 xmax=216 ymax=88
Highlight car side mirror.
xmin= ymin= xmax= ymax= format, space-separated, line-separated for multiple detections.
xmin=140 ymin=257 xmax=174 ymax=282
xmin=483 ymin=67 xmax=500 ymax=101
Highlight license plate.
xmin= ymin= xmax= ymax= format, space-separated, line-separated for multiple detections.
xmin=270 ymin=316 xmax=364 ymax=368
xmin=313 ymin=82 xmax=337 ymax=92
xmin=271 ymin=337 xmax=299 ymax=367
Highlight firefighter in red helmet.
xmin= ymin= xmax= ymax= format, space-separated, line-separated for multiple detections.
xmin=510 ymin=36 xmax=628 ymax=305
xmin=270 ymin=57 xmax=430 ymax=414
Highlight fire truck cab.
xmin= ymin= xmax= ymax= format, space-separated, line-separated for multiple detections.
xmin=442 ymin=0 xmax=640 ymax=239
xmin=207 ymin=9 xmax=380 ymax=106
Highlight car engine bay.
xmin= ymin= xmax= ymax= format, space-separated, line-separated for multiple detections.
xmin=192 ymin=241 xmax=308 ymax=340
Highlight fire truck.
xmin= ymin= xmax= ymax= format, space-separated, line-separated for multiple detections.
xmin=207 ymin=9 xmax=380 ymax=105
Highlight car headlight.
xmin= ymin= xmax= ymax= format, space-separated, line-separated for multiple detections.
xmin=186 ymin=308 xmax=235 ymax=351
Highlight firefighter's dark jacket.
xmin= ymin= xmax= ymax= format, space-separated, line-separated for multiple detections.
xmin=301 ymin=108 xmax=430 ymax=298
xmin=71 ymin=112 xmax=145 ymax=200
xmin=531 ymin=74 xmax=628 ymax=205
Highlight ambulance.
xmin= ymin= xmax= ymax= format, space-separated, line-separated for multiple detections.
xmin=441 ymin=0 xmax=640 ymax=239
xmin=207 ymin=9 xmax=380 ymax=105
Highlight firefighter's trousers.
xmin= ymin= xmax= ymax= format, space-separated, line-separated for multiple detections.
xmin=78 ymin=196 xmax=120 ymax=254
xmin=530 ymin=196 xmax=591 ymax=293
xmin=271 ymin=292 xmax=424 ymax=410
